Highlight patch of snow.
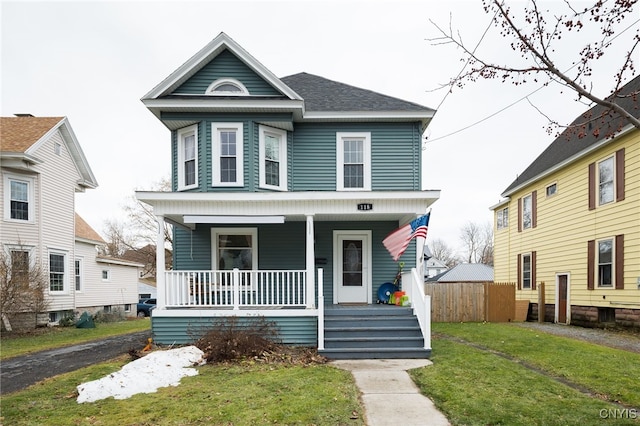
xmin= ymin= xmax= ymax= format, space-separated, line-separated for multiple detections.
xmin=77 ymin=346 xmax=206 ymax=403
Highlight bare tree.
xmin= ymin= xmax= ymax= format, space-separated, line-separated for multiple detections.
xmin=460 ymin=221 xmax=493 ymax=265
xmin=100 ymin=219 xmax=135 ymax=257
xmin=0 ymin=246 xmax=50 ymax=331
xmin=428 ymin=239 xmax=460 ymax=268
xmin=430 ymin=0 xmax=640 ymax=136
xmin=123 ymin=177 xmax=173 ymax=249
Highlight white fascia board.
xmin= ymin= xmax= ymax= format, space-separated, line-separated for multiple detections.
xmin=142 ymin=98 xmax=304 ymax=111
xmin=136 ymin=190 xmax=440 ymax=203
xmin=27 ymin=117 xmax=99 ymax=189
xmin=142 ymin=32 xmax=303 ymax=101
xmin=0 ymin=152 xmax=43 ymax=166
xmin=489 ymin=198 xmax=510 ymax=211
xmin=184 ymin=215 xmax=285 ymax=224
xmin=303 ymin=110 xmax=435 ymax=121
xmin=502 ymin=123 xmax=635 ymax=198
xmin=96 ymin=257 xmax=145 ymax=268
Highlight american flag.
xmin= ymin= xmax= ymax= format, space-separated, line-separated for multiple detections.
xmin=382 ymin=213 xmax=430 ymax=261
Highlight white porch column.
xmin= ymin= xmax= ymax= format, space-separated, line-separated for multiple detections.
xmin=305 ymin=214 xmax=315 ymax=309
xmin=156 ymin=215 xmax=166 ymax=310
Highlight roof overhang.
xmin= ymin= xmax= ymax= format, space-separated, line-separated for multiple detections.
xmin=303 ymin=111 xmax=434 ymax=132
xmin=136 ymin=190 xmax=440 ymax=229
xmin=0 ymin=152 xmax=43 ymax=171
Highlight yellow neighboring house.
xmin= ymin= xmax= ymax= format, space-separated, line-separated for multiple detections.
xmin=492 ymin=75 xmax=640 ymax=328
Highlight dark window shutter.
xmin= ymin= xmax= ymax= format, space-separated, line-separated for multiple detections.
xmin=532 ymin=191 xmax=538 ymax=228
xmin=517 ymin=254 xmax=522 ymax=290
xmin=588 ymin=162 xmax=596 ymax=210
xmin=615 ymin=234 xmax=624 ymax=289
xmin=587 ymin=240 xmax=595 ymax=290
xmin=517 ymin=198 xmax=522 ymax=232
xmin=616 ymin=148 xmax=625 ymax=202
xmin=531 ymin=251 xmax=537 ymax=290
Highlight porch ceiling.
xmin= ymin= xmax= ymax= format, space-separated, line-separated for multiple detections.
xmin=136 ymin=190 xmax=440 ymax=228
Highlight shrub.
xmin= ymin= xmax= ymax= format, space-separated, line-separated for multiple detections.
xmin=194 ymin=317 xmax=281 ymax=363
xmin=93 ymin=308 xmax=125 ymax=324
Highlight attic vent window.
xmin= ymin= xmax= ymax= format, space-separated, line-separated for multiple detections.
xmin=206 ymin=78 xmax=249 ymax=96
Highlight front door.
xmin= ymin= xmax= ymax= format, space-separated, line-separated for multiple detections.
xmin=334 ymin=231 xmax=371 ymax=304
xmin=557 ymin=274 xmax=568 ymax=324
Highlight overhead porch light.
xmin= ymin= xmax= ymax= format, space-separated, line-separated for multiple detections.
xmin=183 ymin=215 xmax=285 ymax=224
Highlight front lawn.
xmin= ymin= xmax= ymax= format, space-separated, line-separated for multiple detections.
xmin=1 ymin=356 xmax=365 ymax=425
xmin=410 ymin=322 xmax=640 ymax=425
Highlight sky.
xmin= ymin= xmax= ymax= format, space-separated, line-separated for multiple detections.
xmin=2 ymin=0 xmax=638 ymax=257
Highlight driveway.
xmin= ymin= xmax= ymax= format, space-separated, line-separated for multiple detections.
xmin=1 ymin=330 xmax=151 ymax=395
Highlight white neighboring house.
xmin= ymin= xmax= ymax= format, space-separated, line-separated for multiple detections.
xmin=424 ymin=257 xmax=449 ymax=279
xmin=1 ymin=115 xmax=98 ymax=328
xmin=75 ymin=214 xmax=142 ymax=318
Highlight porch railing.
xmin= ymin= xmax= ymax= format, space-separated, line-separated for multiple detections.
xmin=404 ymin=268 xmax=432 ymax=350
xmin=164 ymin=269 xmax=307 ymax=309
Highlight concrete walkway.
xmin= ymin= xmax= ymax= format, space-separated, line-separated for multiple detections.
xmin=332 ymin=359 xmax=450 ymax=426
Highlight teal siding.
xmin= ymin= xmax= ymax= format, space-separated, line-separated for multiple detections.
xmin=166 ymin=113 xmax=293 ymax=192
xmin=292 ymin=122 xmax=422 ymax=191
xmin=174 ymin=50 xmax=281 ymax=96
xmin=174 ymin=221 xmax=417 ymax=304
xmin=152 ymin=316 xmax=317 ymax=346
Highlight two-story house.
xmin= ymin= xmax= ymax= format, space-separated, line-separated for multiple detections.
xmin=492 ymin=75 xmax=640 ymax=328
xmin=1 ymin=115 xmax=98 ymax=329
xmin=137 ymin=33 xmax=439 ymax=358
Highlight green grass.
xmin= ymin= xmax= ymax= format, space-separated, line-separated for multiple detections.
xmin=1 ymin=319 xmax=151 ymax=360
xmin=0 ymin=357 xmax=365 ymax=426
xmin=409 ymin=323 xmax=640 ymax=426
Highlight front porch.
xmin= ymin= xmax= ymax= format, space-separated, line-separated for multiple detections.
xmin=151 ymin=267 xmax=432 ymax=358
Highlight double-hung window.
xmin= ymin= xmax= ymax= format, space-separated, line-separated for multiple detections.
xmin=589 ymin=149 xmax=625 ymax=209
xmin=75 ymin=258 xmax=82 ymax=292
xmin=497 ymin=207 xmax=508 ymax=230
xmin=597 ymin=238 xmax=613 ymax=287
xmin=336 ymin=132 xmax=371 ymax=191
xmin=598 ymin=156 xmax=614 ymax=205
xmin=4 ymin=174 xmax=34 ymax=222
xmin=49 ymin=251 xmax=66 ymax=293
xmin=177 ymin=125 xmax=198 ymax=190
xmin=212 ymin=228 xmax=257 ymax=271
xmin=11 ymin=250 xmax=29 ymax=288
xmin=522 ymin=194 xmax=532 ymax=229
xmin=212 ymin=123 xmax=244 ymax=187
xmin=259 ymin=125 xmax=287 ymax=191
xmin=522 ymin=254 xmax=532 ymax=289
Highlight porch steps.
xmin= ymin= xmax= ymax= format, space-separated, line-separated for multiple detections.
xmin=319 ymin=306 xmax=430 ymax=359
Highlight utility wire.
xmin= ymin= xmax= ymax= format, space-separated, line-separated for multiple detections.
xmin=425 ymin=14 xmax=640 ymax=145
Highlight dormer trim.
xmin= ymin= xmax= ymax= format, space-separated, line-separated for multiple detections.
xmin=205 ymin=78 xmax=249 ymax=96
xmin=141 ymin=32 xmax=303 ymax=102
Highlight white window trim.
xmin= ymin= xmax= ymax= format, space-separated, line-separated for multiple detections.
xmin=211 ymin=227 xmax=257 ymax=270
xmin=497 ymin=207 xmax=508 ymax=230
xmin=75 ymin=257 xmax=83 ymax=292
xmin=259 ymin=125 xmax=288 ymax=191
xmin=102 ymin=269 xmax=111 ymax=282
xmin=522 ymin=193 xmax=532 ymax=230
xmin=205 ymin=78 xmax=249 ymax=96
xmin=522 ymin=253 xmax=532 ymax=290
xmin=212 ymin=123 xmax=244 ymax=187
xmin=596 ymin=237 xmax=614 ymax=288
xmin=3 ymin=173 xmax=35 ymax=223
xmin=336 ymin=132 xmax=371 ymax=191
xmin=177 ymin=125 xmax=198 ymax=191
xmin=48 ymin=249 xmax=68 ymax=294
xmin=597 ymin=155 xmax=615 ymax=206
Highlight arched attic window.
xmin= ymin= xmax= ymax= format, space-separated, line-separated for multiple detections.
xmin=205 ymin=78 xmax=249 ymax=96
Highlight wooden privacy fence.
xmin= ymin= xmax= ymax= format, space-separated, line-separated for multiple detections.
xmin=424 ymin=282 xmax=516 ymax=322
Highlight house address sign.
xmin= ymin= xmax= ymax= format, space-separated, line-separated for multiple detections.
xmin=357 ymin=203 xmax=373 ymax=211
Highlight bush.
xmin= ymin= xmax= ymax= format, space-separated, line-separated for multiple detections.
xmin=58 ymin=311 xmax=76 ymax=327
xmin=93 ymin=308 xmax=125 ymax=324
xmin=194 ymin=317 xmax=281 ymax=363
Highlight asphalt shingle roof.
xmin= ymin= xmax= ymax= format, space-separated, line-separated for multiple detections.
xmin=281 ymin=72 xmax=434 ymax=113
xmin=0 ymin=116 xmax=64 ymax=152
xmin=503 ymin=74 xmax=640 ymax=195
xmin=75 ymin=213 xmax=105 ymax=243
xmin=427 ymin=263 xmax=494 ymax=282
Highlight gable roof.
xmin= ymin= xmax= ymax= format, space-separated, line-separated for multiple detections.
xmin=143 ymin=32 xmax=302 ymax=102
xmin=502 ymin=74 xmax=640 ymax=196
xmin=142 ymin=33 xmax=435 ymax=130
xmin=0 ymin=116 xmax=98 ymax=190
xmin=427 ymin=263 xmax=494 ymax=282
xmin=75 ymin=213 xmax=105 ymax=244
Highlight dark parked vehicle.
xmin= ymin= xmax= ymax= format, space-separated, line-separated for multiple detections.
xmin=137 ymin=298 xmax=156 ymax=317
